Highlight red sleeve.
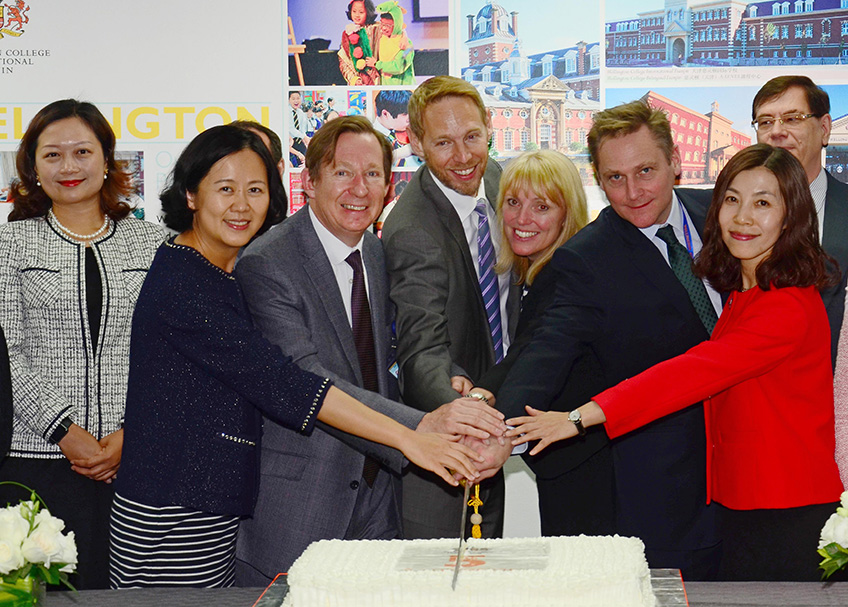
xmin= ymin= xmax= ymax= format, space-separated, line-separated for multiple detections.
xmin=596 ymin=289 xmax=809 ymax=439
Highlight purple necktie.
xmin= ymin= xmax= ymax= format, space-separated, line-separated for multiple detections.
xmin=475 ymin=200 xmax=504 ymax=363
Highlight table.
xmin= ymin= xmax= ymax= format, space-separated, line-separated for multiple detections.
xmin=685 ymin=582 xmax=848 ymax=606
xmin=39 ymin=582 xmax=848 ymax=606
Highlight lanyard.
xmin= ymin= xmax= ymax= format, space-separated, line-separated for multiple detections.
xmin=679 ymin=201 xmax=695 ymax=258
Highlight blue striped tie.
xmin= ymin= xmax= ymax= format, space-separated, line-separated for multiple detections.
xmin=475 ymin=199 xmax=504 ymax=363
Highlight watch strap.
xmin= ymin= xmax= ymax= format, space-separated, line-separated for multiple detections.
xmin=569 ymin=410 xmax=587 ymax=436
xmin=48 ymin=416 xmax=73 ymax=445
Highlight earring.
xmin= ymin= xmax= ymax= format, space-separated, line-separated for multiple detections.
xmin=35 ymin=175 xmax=41 ymax=187
xmin=104 ymin=169 xmax=108 ymax=181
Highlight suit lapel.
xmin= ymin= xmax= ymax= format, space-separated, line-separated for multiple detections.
xmin=420 ymin=169 xmax=482 ymax=296
xmin=362 ymin=234 xmax=390 ymax=396
xmin=606 ymin=207 xmax=701 ymax=324
xmin=295 ymin=209 xmax=364 ymax=385
xmin=419 ymin=163 xmax=519 ymax=346
xmin=677 ymin=188 xmax=709 ymax=235
xmin=823 ymin=171 xmax=848 ymax=269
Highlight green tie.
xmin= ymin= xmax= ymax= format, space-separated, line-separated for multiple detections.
xmin=656 ymin=225 xmax=717 ymax=335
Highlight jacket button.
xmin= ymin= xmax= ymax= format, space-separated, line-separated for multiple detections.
xmin=350 ymin=480 xmax=360 ymax=490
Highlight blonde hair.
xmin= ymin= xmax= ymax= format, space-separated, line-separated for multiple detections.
xmin=587 ymin=100 xmax=674 ymax=174
xmin=408 ymin=76 xmax=488 ymax=141
xmin=495 ymin=150 xmax=588 ymax=285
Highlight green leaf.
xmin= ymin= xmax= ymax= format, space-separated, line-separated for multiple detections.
xmin=15 ymin=565 xmax=32 ymax=580
xmin=822 ymin=542 xmax=848 ymax=557
xmin=38 ymin=565 xmax=60 ymax=586
xmin=819 ymin=542 xmax=848 ymax=579
xmin=57 ymin=572 xmax=76 ymax=593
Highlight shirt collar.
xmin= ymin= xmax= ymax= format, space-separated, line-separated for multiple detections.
xmin=307 ymin=205 xmax=363 ymax=266
xmin=639 ymin=191 xmax=683 ymax=240
xmin=429 ymin=169 xmax=488 ymax=222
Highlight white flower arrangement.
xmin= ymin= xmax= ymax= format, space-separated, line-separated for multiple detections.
xmin=0 ymin=483 xmax=77 ymax=605
xmin=818 ymin=490 xmax=848 ymax=579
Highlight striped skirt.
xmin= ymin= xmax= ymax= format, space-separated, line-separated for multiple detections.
xmin=109 ymin=492 xmax=240 ymax=588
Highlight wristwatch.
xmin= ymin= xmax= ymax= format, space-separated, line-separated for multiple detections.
xmin=48 ymin=416 xmax=74 ymax=445
xmin=568 ymin=410 xmax=587 ymax=436
xmin=466 ymin=391 xmax=490 ymax=405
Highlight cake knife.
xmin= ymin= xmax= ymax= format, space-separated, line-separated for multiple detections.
xmin=451 ymin=480 xmax=471 ymax=590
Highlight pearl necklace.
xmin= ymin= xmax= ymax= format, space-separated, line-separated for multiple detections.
xmin=49 ymin=209 xmax=110 ymax=241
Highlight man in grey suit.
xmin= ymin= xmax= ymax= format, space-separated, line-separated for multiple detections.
xmin=233 ymin=116 xmax=504 ymax=583
xmin=752 ymin=75 xmax=848 ymax=366
xmin=381 ymin=76 xmax=519 ymax=539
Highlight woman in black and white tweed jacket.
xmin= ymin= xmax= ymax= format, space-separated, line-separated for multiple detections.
xmin=0 ymin=100 xmax=166 ymax=589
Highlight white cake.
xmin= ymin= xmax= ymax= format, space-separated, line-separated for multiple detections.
xmin=284 ymin=535 xmax=657 ymax=607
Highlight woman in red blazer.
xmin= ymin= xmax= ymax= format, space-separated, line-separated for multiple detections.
xmin=508 ymin=144 xmax=843 ymax=581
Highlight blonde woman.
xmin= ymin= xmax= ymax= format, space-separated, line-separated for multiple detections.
xmin=454 ymin=150 xmax=605 ymax=537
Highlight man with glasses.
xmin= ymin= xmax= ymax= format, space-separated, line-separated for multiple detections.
xmin=752 ymin=75 xmax=848 ymax=366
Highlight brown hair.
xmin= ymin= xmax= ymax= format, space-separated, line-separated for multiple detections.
xmin=305 ymin=115 xmax=392 ymax=184
xmin=9 ymin=99 xmax=133 ymax=221
xmin=160 ymin=125 xmax=285 ymax=235
xmin=694 ymin=144 xmax=836 ymax=292
xmin=752 ymin=75 xmax=830 ymax=124
xmin=229 ymin=120 xmax=283 ymax=165
xmin=587 ymin=100 xmax=674 ymax=174
xmin=495 ymin=150 xmax=588 ymax=285
xmin=407 ymin=76 xmax=488 ymax=141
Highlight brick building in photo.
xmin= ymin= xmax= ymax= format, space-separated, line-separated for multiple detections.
xmin=606 ymin=0 xmax=848 ymax=67
xmin=460 ymin=1 xmax=600 ymax=181
xmin=642 ymin=91 xmax=752 ymax=184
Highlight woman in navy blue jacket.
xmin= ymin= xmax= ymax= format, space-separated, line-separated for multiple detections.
xmin=110 ymin=125 xmax=481 ymax=588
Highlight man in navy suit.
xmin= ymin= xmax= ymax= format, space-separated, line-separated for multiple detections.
xmin=233 ymin=116 xmax=504 ymax=583
xmin=496 ymin=100 xmax=722 ymax=580
xmin=752 ymin=75 xmax=848 ymax=366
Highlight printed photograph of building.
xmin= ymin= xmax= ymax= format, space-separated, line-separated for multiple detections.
xmin=459 ymin=0 xmax=601 ymax=182
xmin=607 ymin=87 xmax=754 ymax=184
xmin=606 ymin=0 xmax=848 ymax=67
xmin=826 ymin=110 xmax=848 ymax=183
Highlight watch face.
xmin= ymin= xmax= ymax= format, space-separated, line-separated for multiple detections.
xmin=568 ymin=410 xmax=580 ymax=423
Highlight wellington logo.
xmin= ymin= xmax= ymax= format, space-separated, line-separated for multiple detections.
xmin=0 ymin=1 xmax=30 ymax=38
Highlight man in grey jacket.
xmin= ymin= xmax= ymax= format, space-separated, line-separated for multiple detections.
xmin=381 ymin=77 xmax=519 ymax=539
xmin=233 ymin=116 xmax=504 ymax=583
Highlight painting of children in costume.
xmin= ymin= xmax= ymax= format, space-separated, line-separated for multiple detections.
xmin=338 ymin=0 xmax=381 ymax=85
xmin=366 ymin=1 xmax=415 ymax=85
xmin=288 ymin=0 xmax=446 ymax=86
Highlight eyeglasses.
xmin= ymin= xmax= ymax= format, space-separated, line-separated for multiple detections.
xmin=751 ymin=113 xmax=820 ymax=132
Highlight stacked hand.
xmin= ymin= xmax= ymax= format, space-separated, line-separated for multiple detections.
xmin=415 ymin=381 xmax=510 ymax=483
xmin=403 ymin=431 xmax=484 ymax=487
xmin=506 ymin=402 xmax=606 ymax=456
xmin=459 ymin=434 xmax=511 ymax=481
xmin=60 ymin=424 xmax=123 ymax=483
xmin=417 ymin=395 xmax=505 ymax=439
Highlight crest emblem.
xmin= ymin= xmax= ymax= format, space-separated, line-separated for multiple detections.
xmin=0 ymin=1 xmax=30 ymax=38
